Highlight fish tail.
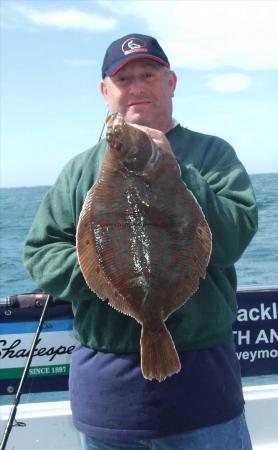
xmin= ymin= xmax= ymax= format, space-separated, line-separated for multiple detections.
xmin=140 ymin=323 xmax=181 ymax=382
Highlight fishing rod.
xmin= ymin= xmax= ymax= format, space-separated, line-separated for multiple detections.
xmin=98 ymin=109 xmax=110 ymax=142
xmin=0 ymin=294 xmax=52 ymax=450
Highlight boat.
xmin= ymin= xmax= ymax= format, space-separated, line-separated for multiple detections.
xmin=0 ymin=285 xmax=277 ymax=449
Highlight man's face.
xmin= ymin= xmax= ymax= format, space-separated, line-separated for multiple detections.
xmin=100 ymin=60 xmax=177 ymax=133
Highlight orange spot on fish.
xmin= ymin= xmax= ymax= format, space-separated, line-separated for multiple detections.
xmin=156 ymin=218 xmax=166 ymax=226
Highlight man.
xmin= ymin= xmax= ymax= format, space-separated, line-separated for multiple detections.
xmin=24 ymin=34 xmax=258 ymax=449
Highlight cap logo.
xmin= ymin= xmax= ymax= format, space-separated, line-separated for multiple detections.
xmin=122 ymin=38 xmax=148 ymax=55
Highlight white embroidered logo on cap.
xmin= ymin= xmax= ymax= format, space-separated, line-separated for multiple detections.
xmin=122 ymin=38 xmax=148 ymax=55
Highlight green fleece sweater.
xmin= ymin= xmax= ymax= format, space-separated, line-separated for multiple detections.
xmin=24 ymin=124 xmax=258 ymax=352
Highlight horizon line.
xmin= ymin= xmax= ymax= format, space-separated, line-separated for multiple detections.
xmin=1 ymin=171 xmax=277 ymax=189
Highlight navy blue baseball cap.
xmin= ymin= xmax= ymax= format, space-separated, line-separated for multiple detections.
xmin=101 ymin=33 xmax=170 ymax=79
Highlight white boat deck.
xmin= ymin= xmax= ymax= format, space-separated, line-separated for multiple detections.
xmin=1 ymin=383 xmax=278 ymax=450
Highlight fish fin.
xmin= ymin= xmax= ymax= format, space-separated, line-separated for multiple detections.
xmin=76 ymin=188 xmax=112 ymax=300
xmin=140 ymin=323 xmax=181 ymax=382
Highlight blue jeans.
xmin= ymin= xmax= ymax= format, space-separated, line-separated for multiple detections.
xmin=80 ymin=412 xmax=252 ymax=449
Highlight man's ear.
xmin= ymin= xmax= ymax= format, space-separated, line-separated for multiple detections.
xmin=100 ymin=81 xmax=108 ymax=102
xmin=169 ymin=71 xmax=177 ymax=97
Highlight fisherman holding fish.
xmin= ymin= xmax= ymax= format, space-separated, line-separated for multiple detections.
xmin=24 ymin=34 xmax=258 ymax=449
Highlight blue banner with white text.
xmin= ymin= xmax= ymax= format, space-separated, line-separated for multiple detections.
xmin=233 ymin=287 xmax=278 ymax=377
xmin=0 ymin=286 xmax=277 ymax=394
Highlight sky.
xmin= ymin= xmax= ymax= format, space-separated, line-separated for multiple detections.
xmin=1 ymin=0 xmax=278 ymax=187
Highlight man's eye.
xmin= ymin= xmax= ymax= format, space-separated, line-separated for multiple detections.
xmin=144 ymin=72 xmax=155 ymax=80
xmin=116 ymin=76 xmax=129 ymax=85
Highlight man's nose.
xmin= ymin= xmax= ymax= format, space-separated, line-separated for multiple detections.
xmin=129 ymin=77 xmax=146 ymax=95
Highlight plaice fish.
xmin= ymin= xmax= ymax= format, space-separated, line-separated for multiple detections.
xmin=76 ymin=112 xmax=212 ymax=382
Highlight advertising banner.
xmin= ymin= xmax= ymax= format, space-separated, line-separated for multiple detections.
xmin=0 ymin=287 xmax=277 ymax=395
xmin=0 ymin=316 xmax=76 ymax=395
xmin=233 ymin=287 xmax=278 ymax=377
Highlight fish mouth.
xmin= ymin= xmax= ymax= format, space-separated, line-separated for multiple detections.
xmin=106 ymin=113 xmax=125 ymax=149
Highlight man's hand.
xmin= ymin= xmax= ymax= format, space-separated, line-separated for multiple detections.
xmin=131 ymin=124 xmax=175 ymax=158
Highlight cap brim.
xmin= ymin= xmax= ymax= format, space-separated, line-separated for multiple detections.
xmin=107 ymin=55 xmax=170 ymax=77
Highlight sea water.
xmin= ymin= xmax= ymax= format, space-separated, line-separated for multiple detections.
xmin=1 ymin=173 xmax=278 ymax=297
